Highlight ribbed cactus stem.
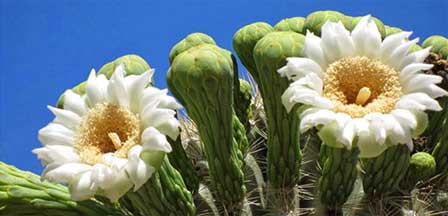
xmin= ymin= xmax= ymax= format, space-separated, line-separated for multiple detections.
xmin=361 ymin=145 xmax=410 ymax=197
xmin=318 ymin=145 xmax=359 ymax=209
xmin=0 ymin=162 xmax=126 ymax=216
xmin=168 ymin=43 xmax=246 ymax=210
xmin=234 ymin=79 xmax=253 ymax=133
xmin=120 ymin=158 xmax=195 ymax=216
xmin=167 ymin=135 xmax=199 ymax=193
xmin=252 ymin=32 xmax=305 ymax=189
xmin=432 ymin=118 xmax=448 ymax=177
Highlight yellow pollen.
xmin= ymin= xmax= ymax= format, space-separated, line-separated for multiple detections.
xmin=355 ymin=87 xmax=371 ymax=106
xmin=75 ymin=103 xmax=141 ymax=165
xmin=323 ymin=56 xmax=402 ymax=118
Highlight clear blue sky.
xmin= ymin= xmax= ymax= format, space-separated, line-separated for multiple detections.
xmin=1 ymin=0 xmax=447 ymax=174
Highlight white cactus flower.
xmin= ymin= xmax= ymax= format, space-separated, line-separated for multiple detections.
xmin=33 ymin=64 xmax=181 ymax=201
xmin=279 ymin=15 xmax=447 ymax=158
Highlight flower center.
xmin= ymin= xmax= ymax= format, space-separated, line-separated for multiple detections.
xmin=323 ymin=56 xmax=402 ymax=118
xmin=75 ymin=103 xmax=141 ymax=165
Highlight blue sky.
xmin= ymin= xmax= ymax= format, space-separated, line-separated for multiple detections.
xmin=1 ymin=0 xmax=447 ymax=174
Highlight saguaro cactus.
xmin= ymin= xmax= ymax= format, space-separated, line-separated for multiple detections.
xmin=167 ymin=42 xmax=246 ymax=212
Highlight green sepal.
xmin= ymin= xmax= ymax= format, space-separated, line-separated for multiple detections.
xmin=98 ymin=55 xmax=151 ymax=78
xmin=168 ymin=32 xmax=216 ymax=64
xmin=274 ymin=17 xmax=306 ymax=34
xmin=384 ymin=25 xmax=402 ymax=37
xmin=304 ymin=10 xmax=346 ymax=36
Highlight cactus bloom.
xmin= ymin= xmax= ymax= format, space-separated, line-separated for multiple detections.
xmin=279 ymin=15 xmax=448 ymax=158
xmin=33 ymin=64 xmax=181 ymax=201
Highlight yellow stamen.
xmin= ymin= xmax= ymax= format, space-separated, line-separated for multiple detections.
xmin=323 ymin=56 xmax=402 ymax=117
xmin=75 ymin=103 xmax=141 ymax=165
xmin=108 ymin=132 xmax=122 ymax=149
xmin=355 ymin=87 xmax=371 ymax=106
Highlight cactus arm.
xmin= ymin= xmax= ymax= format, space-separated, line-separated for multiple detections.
xmin=167 ymin=44 xmax=246 ymax=210
xmin=120 ymin=158 xmax=196 ymax=216
xmin=233 ymin=22 xmax=274 ymax=84
xmin=0 ymin=162 xmax=126 ymax=216
xmin=167 ymin=135 xmax=199 ymax=193
xmin=432 ymin=121 xmax=448 ymax=177
xmin=318 ymin=145 xmax=359 ymax=210
xmin=252 ymin=31 xmax=304 ymax=189
xmin=361 ymin=145 xmax=410 ymax=197
xmin=234 ymin=79 xmax=253 ymax=133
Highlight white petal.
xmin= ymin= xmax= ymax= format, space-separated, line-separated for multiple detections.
xmin=402 ymin=74 xmax=443 ymax=94
xmin=299 ymin=109 xmax=336 ymax=132
xmin=277 ymin=57 xmax=324 ymax=81
xmin=126 ymin=145 xmax=155 ymax=190
xmin=63 ymin=90 xmax=87 ymax=116
xmin=391 ymin=109 xmax=417 ymax=130
xmin=412 ymin=84 xmax=448 ymax=98
xmin=320 ymin=21 xmax=355 ymax=63
xmin=90 ymin=164 xmax=114 ymax=189
xmin=399 ymin=63 xmax=433 ymax=82
xmin=303 ymin=31 xmax=327 ymax=69
xmin=364 ymin=113 xmax=387 ymax=144
xmin=32 ymin=145 xmax=79 ymax=166
xmin=386 ymin=38 xmax=419 ymax=71
xmin=69 ymin=171 xmax=96 ymax=201
xmin=102 ymin=153 xmax=128 ymax=171
xmin=381 ymin=31 xmax=412 ymax=63
xmin=396 ymin=93 xmax=442 ymax=111
xmin=101 ymin=171 xmax=133 ymax=202
xmin=43 ymin=163 xmax=92 ymax=184
xmin=381 ymin=114 xmax=412 ymax=145
xmin=125 ymin=69 xmax=153 ymax=113
xmin=86 ymin=69 xmax=108 ymax=106
xmin=107 ymin=64 xmax=129 ymax=107
xmin=399 ymin=47 xmax=431 ymax=68
xmin=351 ymin=15 xmax=382 ymax=58
xmin=141 ymin=127 xmax=172 ymax=152
xmin=47 ymin=106 xmax=81 ymax=130
xmin=38 ymin=123 xmax=75 ymax=146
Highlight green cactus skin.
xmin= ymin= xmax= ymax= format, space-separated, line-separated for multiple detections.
xmin=361 ymin=145 xmax=410 ymax=197
xmin=425 ymin=97 xmax=448 ymax=150
xmin=167 ymin=135 xmax=199 ymax=193
xmin=167 ymin=44 xmax=246 ymax=209
xmin=422 ymin=35 xmax=448 ymax=58
xmin=233 ymin=22 xmax=274 ymax=84
xmin=235 ymin=79 xmax=253 ymax=132
xmin=120 ymin=158 xmax=196 ymax=216
xmin=168 ymin=33 xmax=216 ymax=64
xmin=274 ymin=17 xmax=306 ymax=34
xmin=0 ymin=162 xmax=126 ymax=216
xmin=344 ymin=16 xmax=386 ymax=38
xmin=252 ymin=31 xmax=304 ymax=189
xmin=402 ymin=152 xmax=436 ymax=189
xmin=98 ymin=55 xmax=151 ymax=78
xmin=384 ymin=25 xmax=402 ymax=37
xmin=304 ymin=10 xmax=346 ymax=36
xmin=318 ymin=145 xmax=359 ymax=209
xmin=432 ymin=118 xmax=448 ymax=177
